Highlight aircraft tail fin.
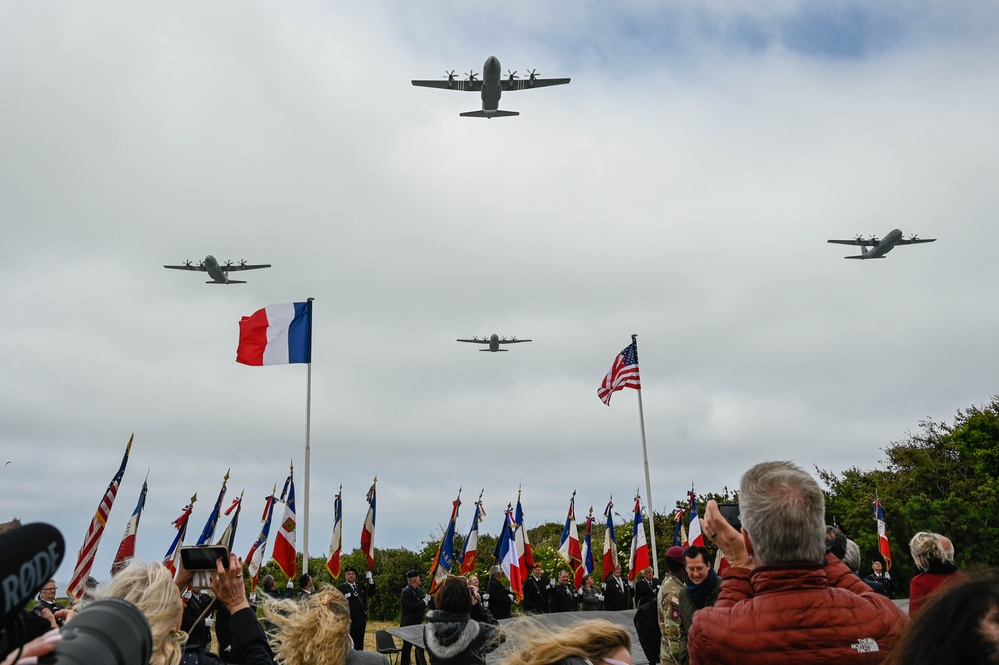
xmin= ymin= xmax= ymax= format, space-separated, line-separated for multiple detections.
xmin=207 ymin=280 xmax=247 ymax=283
xmin=479 ymin=349 xmax=509 ymax=352
xmin=459 ymin=109 xmax=519 ymax=118
xmin=843 ymin=256 xmax=884 ymax=260
xmin=843 ymin=256 xmax=865 ymax=260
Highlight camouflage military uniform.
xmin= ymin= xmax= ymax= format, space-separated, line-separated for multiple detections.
xmin=657 ymin=575 xmax=684 ymax=664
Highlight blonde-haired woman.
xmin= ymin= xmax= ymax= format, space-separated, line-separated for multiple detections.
xmin=100 ymin=555 xmax=273 ymax=665
xmin=504 ymin=619 xmax=631 ymax=665
xmin=908 ymin=531 xmax=964 ymax=615
xmin=264 ymin=586 xmax=387 ymax=665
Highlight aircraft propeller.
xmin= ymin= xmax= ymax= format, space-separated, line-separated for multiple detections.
xmin=239 ymin=259 xmax=248 ymax=267
xmin=506 ymin=70 xmax=519 ymax=81
xmin=908 ymin=234 xmax=920 ymax=241
xmin=224 ymin=260 xmax=235 ymax=269
xmin=526 ymin=69 xmax=539 ymax=81
xmin=443 ymin=70 xmax=457 ymax=83
xmin=465 ymin=70 xmax=479 ymax=82
xmin=869 ymin=235 xmax=880 ymax=243
xmin=198 ymin=260 xmax=206 ymax=269
xmin=183 ymin=259 xmax=195 ymax=267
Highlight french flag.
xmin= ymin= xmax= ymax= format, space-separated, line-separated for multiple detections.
xmin=237 ymin=302 xmax=312 ymax=366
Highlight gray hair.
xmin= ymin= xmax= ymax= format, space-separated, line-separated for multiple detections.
xmin=843 ymin=539 xmax=861 ymax=572
xmin=739 ymin=461 xmax=826 ymax=565
xmin=909 ymin=531 xmax=954 ymax=571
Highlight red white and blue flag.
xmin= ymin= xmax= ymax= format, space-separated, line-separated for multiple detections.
xmin=361 ymin=479 xmax=377 ymax=571
xmin=672 ymin=507 xmax=687 ymax=547
xmin=429 ymin=492 xmax=461 ymax=594
xmin=494 ymin=505 xmax=524 ymax=599
xmin=215 ymin=492 xmax=243 ymax=554
xmin=272 ymin=469 xmax=297 ymax=579
xmin=598 ymin=341 xmax=641 ymax=405
xmin=580 ymin=508 xmax=595 ymax=587
xmin=110 ymin=473 xmax=148 ymax=576
xmin=557 ymin=492 xmax=582 ymax=585
xmin=197 ymin=470 xmax=230 ymax=545
xmin=460 ymin=494 xmax=485 ymax=575
xmin=688 ymin=487 xmax=704 ymax=547
xmin=602 ymin=499 xmax=618 ymax=581
xmin=326 ymin=485 xmax=343 ymax=579
xmin=514 ymin=492 xmax=535 ymax=573
xmin=69 ymin=435 xmax=133 ymax=598
xmin=163 ymin=495 xmax=197 ymax=576
xmin=236 ymin=302 xmax=312 ymax=366
xmin=246 ymin=487 xmax=278 ymax=596
xmin=629 ymin=495 xmax=650 ymax=581
xmin=873 ymin=500 xmax=892 ymax=571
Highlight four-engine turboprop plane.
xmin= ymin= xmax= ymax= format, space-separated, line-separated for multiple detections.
xmin=827 ymin=229 xmax=936 ymax=259
xmin=163 ymin=255 xmax=271 ymax=284
xmin=457 ymin=334 xmax=532 ymax=352
xmin=412 ymin=56 xmax=570 ymax=118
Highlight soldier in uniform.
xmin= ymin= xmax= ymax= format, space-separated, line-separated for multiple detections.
xmin=657 ymin=547 xmax=687 ymax=664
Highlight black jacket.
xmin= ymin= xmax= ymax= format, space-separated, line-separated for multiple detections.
xmin=634 ymin=576 xmax=661 ymax=608
xmin=400 ymin=584 xmax=427 ymax=626
xmin=485 ymin=578 xmax=512 ymax=620
xmin=549 ymin=583 xmax=578 ymax=613
xmin=522 ymin=575 xmax=550 ymax=614
xmin=603 ymin=575 xmax=629 ymax=611
xmin=181 ymin=607 xmax=275 ymax=665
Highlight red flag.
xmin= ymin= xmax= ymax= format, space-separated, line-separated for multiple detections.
xmin=272 ymin=469 xmax=297 ymax=579
xmin=68 ymin=435 xmax=133 ymax=598
xmin=597 ymin=341 xmax=641 ymax=405
xmin=515 ymin=491 xmax=534 ymax=572
xmin=360 ymin=479 xmax=377 ymax=571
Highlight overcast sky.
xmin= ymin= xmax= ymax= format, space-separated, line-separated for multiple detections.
xmin=3 ymin=0 xmax=998 ymax=584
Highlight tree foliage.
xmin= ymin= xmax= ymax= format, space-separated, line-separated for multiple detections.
xmin=819 ymin=396 xmax=999 ymax=593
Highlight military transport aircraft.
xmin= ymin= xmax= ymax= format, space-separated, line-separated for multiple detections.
xmin=163 ymin=255 xmax=271 ymax=284
xmin=412 ymin=56 xmax=570 ymax=118
xmin=827 ymin=229 xmax=936 ymax=259
xmin=457 ymin=335 xmax=532 ymax=352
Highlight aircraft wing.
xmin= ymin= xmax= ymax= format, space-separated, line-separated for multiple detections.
xmin=827 ymin=239 xmax=876 ymax=246
xmin=456 ymin=339 xmax=490 ymax=344
xmin=895 ymin=238 xmax=936 ymax=245
xmin=163 ymin=264 xmax=206 ymax=271
xmin=223 ymin=263 xmax=272 ymax=272
xmin=412 ymin=79 xmax=483 ymax=92
xmin=498 ymin=339 xmax=532 ymax=344
xmin=503 ymin=77 xmax=571 ymax=91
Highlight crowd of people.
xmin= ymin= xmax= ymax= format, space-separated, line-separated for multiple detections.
xmin=5 ymin=459 xmax=998 ymax=665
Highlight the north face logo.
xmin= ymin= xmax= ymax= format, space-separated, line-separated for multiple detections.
xmin=850 ymin=638 xmax=879 ymax=653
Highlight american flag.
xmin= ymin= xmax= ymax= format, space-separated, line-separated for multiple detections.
xmin=598 ymin=341 xmax=641 ymax=405
xmin=68 ymin=434 xmax=133 ymax=599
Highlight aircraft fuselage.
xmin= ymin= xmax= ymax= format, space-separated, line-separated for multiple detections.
xmin=480 ymin=56 xmax=503 ymax=112
xmin=488 ymin=333 xmax=500 ymax=352
xmin=862 ymin=228 xmax=904 ymax=259
xmin=203 ymin=255 xmax=228 ymax=283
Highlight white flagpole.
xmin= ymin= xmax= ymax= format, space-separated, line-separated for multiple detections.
xmin=303 ymin=297 xmax=315 ymax=572
xmin=632 ymin=334 xmax=659 ymax=579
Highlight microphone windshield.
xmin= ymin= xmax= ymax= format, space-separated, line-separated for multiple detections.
xmin=0 ymin=523 xmax=66 ymax=626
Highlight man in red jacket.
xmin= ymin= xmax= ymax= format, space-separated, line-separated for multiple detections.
xmin=688 ymin=461 xmax=907 ymax=665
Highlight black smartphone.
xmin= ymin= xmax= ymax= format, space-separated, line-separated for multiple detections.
xmin=180 ymin=545 xmax=230 ymax=571
xmin=718 ymin=503 xmax=742 ymax=531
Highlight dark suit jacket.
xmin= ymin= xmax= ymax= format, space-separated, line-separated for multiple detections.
xmin=486 ymin=577 xmax=513 ymax=619
xmin=400 ymin=583 xmax=427 ymax=626
xmin=634 ymin=576 xmax=661 ymax=608
xmin=522 ymin=574 xmax=551 ymax=614
xmin=549 ymin=583 xmax=578 ymax=612
xmin=603 ymin=574 xmax=629 ymax=610
xmin=339 ymin=579 xmax=376 ymax=625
